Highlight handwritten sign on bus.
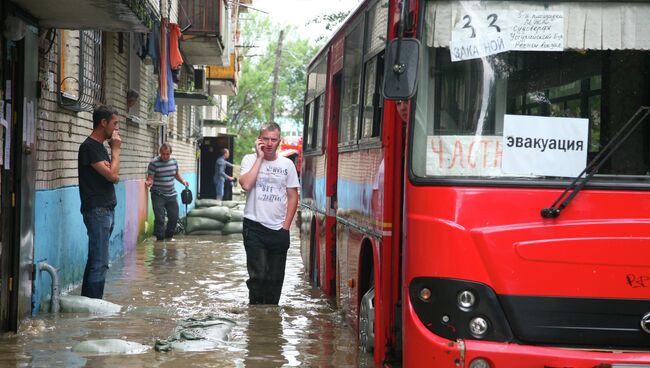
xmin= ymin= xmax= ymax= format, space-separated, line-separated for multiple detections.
xmin=502 ymin=115 xmax=588 ymax=178
xmin=509 ymin=11 xmax=564 ymax=51
xmin=426 ymin=135 xmax=504 ymax=176
xmin=450 ymin=9 xmax=564 ymax=62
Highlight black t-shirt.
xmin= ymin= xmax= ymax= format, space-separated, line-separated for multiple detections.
xmin=78 ymin=137 xmax=116 ymax=212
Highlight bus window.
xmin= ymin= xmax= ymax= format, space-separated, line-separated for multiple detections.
xmin=412 ymin=48 xmax=650 ymax=181
xmin=304 ymin=102 xmax=314 ymax=149
xmin=314 ymin=94 xmax=325 ymax=150
xmin=339 ymin=21 xmax=364 ymax=146
xmin=361 ymin=54 xmax=384 ymax=140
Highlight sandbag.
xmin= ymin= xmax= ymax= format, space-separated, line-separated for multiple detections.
xmin=60 ymin=295 xmax=122 ymax=314
xmin=185 ymin=217 xmax=225 ymax=233
xmin=221 ymin=221 xmax=243 ymax=235
xmin=186 ymin=230 xmax=223 ymax=236
xmin=72 ymin=339 xmax=149 ymax=354
xmin=195 ymin=198 xmax=221 ymax=208
xmin=230 ymin=210 xmax=244 ymax=221
xmin=155 ymin=316 xmax=236 ymax=352
xmin=219 ymin=200 xmax=242 ymax=208
xmin=188 ymin=206 xmax=232 ymax=222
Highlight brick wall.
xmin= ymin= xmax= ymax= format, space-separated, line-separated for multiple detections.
xmin=35 ymin=30 xmax=197 ymax=189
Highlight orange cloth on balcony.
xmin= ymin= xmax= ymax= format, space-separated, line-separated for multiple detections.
xmin=169 ymin=23 xmax=184 ymax=70
xmin=160 ymin=18 xmax=168 ymax=102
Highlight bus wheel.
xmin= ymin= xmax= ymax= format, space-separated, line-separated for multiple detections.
xmin=359 ymin=287 xmax=375 ymax=353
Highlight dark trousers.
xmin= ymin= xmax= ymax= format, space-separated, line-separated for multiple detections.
xmin=152 ymin=192 xmax=179 ymax=239
xmin=243 ymin=218 xmax=290 ymax=305
xmin=81 ymin=207 xmax=115 ymax=299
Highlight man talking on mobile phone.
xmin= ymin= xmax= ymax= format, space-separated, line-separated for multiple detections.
xmin=239 ymin=122 xmax=299 ymax=305
xmin=77 ymin=105 xmax=121 ymax=299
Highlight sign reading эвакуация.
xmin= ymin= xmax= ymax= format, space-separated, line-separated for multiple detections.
xmin=501 ymin=115 xmax=588 ymax=178
xmin=450 ymin=8 xmax=564 ymax=62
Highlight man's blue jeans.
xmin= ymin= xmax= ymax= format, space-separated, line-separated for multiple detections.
xmin=81 ymin=207 xmax=114 ymax=299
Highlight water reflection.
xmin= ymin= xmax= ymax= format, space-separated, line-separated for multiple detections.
xmin=0 ymin=230 xmax=374 ymax=367
xmin=245 ymin=306 xmax=288 ymax=367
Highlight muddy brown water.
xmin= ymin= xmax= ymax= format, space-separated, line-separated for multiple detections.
xmin=0 ymin=230 xmax=374 ymax=367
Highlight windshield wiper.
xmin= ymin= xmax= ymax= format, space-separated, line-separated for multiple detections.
xmin=540 ymin=106 xmax=650 ymax=219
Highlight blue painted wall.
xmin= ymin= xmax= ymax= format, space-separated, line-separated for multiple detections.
xmin=33 ymin=172 xmax=197 ymax=314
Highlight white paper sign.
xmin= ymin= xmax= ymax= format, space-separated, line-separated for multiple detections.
xmin=450 ymin=7 xmax=564 ymax=62
xmin=426 ymin=135 xmax=504 ymax=176
xmin=509 ymin=11 xmax=564 ymax=51
xmin=502 ymin=115 xmax=588 ymax=177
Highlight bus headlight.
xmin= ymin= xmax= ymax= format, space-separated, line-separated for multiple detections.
xmin=457 ymin=290 xmax=476 ymax=310
xmin=469 ymin=316 xmax=489 ymax=337
xmin=419 ymin=287 xmax=432 ymax=301
xmin=409 ymin=278 xmax=513 ymax=342
xmin=469 ymin=358 xmax=491 ymax=368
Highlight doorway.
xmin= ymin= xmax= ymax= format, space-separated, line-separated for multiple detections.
xmin=0 ymin=13 xmax=38 ymax=332
xmin=199 ymin=135 xmax=235 ymax=200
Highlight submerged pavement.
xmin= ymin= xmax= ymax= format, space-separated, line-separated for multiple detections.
xmin=0 ymin=229 xmax=374 ymax=367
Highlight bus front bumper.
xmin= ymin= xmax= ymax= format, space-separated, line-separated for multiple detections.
xmin=404 ymin=302 xmax=650 ymax=368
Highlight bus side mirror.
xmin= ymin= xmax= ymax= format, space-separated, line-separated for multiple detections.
xmin=382 ymin=38 xmax=420 ymax=100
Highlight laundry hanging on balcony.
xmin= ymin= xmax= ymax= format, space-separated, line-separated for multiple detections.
xmin=154 ymin=18 xmax=176 ymax=116
xmin=148 ymin=21 xmax=160 ymax=74
xmin=169 ymin=23 xmax=184 ymax=70
xmin=169 ymin=23 xmax=184 ymax=83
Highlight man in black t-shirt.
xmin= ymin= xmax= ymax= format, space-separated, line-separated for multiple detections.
xmin=77 ymin=105 xmax=121 ymax=299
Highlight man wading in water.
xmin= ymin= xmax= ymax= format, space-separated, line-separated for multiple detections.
xmin=239 ymin=122 xmax=299 ymax=304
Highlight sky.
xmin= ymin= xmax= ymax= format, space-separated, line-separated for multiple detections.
xmin=249 ymin=0 xmax=361 ymax=41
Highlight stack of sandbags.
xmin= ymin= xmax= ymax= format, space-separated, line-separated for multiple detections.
xmin=185 ymin=199 xmax=245 ymax=235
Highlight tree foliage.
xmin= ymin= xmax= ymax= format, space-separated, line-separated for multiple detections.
xmin=308 ymin=11 xmax=350 ymax=32
xmin=227 ymin=13 xmax=322 ymax=162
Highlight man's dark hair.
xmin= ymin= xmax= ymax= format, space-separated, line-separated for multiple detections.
xmin=126 ymin=89 xmax=139 ymax=102
xmin=220 ymin=148 xmax=229 ymax=156
xmin=92 ymin=105 xmax=118 ymax=129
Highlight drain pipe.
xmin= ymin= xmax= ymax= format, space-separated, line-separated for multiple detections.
xmin=38 ymin=261 xmax=60 ymax=313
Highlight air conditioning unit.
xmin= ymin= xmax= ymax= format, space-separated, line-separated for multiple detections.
xmin=194 ymin=69 xmax=207 ymax=93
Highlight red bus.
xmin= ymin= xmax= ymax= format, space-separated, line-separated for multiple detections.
xmin=279 ymin=135 xmax=303 ymax=177
xmin=299 ymin=0 xmax=650 ymax=367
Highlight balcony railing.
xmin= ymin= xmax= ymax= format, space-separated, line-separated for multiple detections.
xmin=12 ymin=0 xmax=158 ymax=32
xmin=180 ymin=0 xmax=223 ymax=36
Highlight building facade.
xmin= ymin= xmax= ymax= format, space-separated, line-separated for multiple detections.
xmin=0 ymin=0 xmax=241 ymax=331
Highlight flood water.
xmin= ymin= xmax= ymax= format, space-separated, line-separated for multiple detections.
xmin=0 ymin=229 xmax=374 ymax=367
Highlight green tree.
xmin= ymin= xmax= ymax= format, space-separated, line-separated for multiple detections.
xmin=227 ymin=13 xmax=321 ymax=163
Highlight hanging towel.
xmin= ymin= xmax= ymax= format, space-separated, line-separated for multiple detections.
xmin=136 ymin=33 xmax=148 ymax=60
xmin=148 ymin=21 xmax=160 ymax=74
xmin=169 ymin=23 xmax=184 ymax=70
xmin=154 ymin=59 xmax=176 ymax=115
xmin=154 ymin=20 xmax=176 ymax=116
xmin=159 ymin=18 xmax=168 ymax=103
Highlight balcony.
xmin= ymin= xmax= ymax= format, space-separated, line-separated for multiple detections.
xmin=179 ymin=0 xmax=229 ymax=66
xmin=12 ymin=0 xmax=158 ymax=32
xmin=206 ymin=53 xmax=238 ymax=96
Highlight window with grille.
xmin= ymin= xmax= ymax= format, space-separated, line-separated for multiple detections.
xmin=58 ymin=30 xmax=103 ymax=112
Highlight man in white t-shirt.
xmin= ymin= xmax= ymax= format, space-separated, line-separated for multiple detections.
xmin=239 ymin=122 xmax=300 ymax=304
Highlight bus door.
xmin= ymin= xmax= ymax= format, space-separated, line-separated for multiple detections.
xmin=324 ymin=72 xmax=341 ymax=296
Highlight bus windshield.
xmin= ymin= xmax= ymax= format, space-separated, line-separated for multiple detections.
xmin=412 ymin=1 xmax=650 ymax=183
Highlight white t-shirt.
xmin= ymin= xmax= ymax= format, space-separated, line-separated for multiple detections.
xmin=240 ymin=154 xmax=300 ymax=230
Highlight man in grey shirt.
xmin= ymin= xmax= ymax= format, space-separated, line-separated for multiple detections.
xmin=145 ymin=143 xmax=188 ymax=240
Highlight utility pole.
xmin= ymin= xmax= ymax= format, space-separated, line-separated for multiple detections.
xmin=270 ymin=29 xmax=285 ymax=123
